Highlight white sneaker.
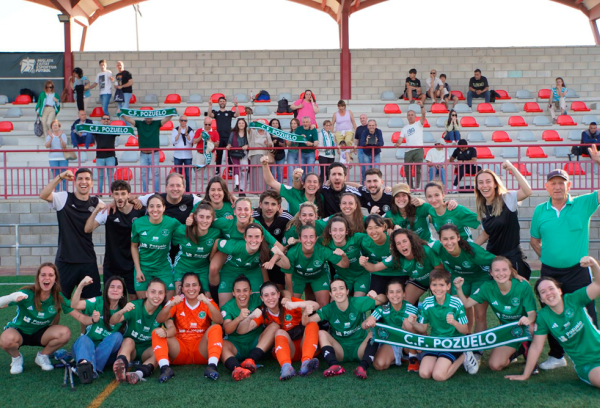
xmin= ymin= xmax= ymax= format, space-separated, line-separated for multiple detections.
xmin=35 ymin=352 xmax=54 ymax=371
xmin=473 ymin=352 xmax=482 ymax=364
xmin=463 ymin=351 xmax=479 ymax=374
xmin=539 ymin=356 xmax=567 ymax=370
xmin=10 ymin=353 xmax=23 ymax=374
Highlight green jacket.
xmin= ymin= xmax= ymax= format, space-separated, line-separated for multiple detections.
xmin=35 ymin=92 xmax=61 ymax=117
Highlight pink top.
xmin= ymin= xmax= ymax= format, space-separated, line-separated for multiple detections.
xmin=294 ymin=99 xmax=318 ymax=126
xmin=335 ymin=110 xmax=353 ymax=132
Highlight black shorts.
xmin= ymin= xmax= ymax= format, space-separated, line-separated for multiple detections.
xmin=56 ymin=261 xmax=101 ymax=299
xmin=404 ymin=90 xmax=422 ymax=99
xmin=16 ymin=326 xmax=49 ymax=348
xmin=103 ymin=266 xmax=136 ymax=296
xmin=422 ymin=350 xmax=462 ymax=362
xmin=287 ymin=325 xmax=305 ymax=341
xmin=370 ymin=275 xmax=409 ymax=295
xmin=407 ymin=279 xmax=428 ymax=292
xmin=268 ymin=265 xmax=286 ymax=285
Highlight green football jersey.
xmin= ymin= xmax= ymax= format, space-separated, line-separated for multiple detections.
xmin=172 ymin=225 xmax=220 ymax=274
xmin=5 ymin=289 xmax=71 ymax=335
xmin=279 ymin=185 xmax=320 ymax=216
xmin=283 ymin=219 xmax=327 ymax=246
xmin=191 ymin=201 xmax=234 ymax=219
xmin=535 ymin=287 xmax=600 ymax=367
xmin=82 ymin=296 xmax=122 ymax=346
xmin=470 ymin=279 xmax=537 ymax=324
xmin=212 ymin=217 xmax=277 ymax=246
xmin=361 ymin=234 xmax=392 ymax=276
xmin=372 ymin=300 xmax=418 ymax=328
xmin=221 ymin=293 xmax=264 ymax=344
xmin=219 ymin=239 xmax=262 ymax=275
xmin=433 ymin=241 xmax=494 ymax=282
xmin=384 ymin=203 xmax=433 ymax=243
xmin=131 ymin=215 xmax=180 ymax=274
xmin=383 ymin=244 xmax=441 ymax=285
xmin=418 ymin=293 xmax=468 ymax=337
xmin=428 ymin=204 xmax=480 ymax=241
xmin=321 ymin=233 xmax=368 ymax=279
xmin=317 ymin=296 xmax=376 ymax=343
xmin=283 ymin=243 xmax=342 ymax=278
xmin=122 ymin=298 xmax=162 ymax=345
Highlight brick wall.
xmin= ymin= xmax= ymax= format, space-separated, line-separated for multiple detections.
xmin=74 ymin=46 xmax=600 ymax=101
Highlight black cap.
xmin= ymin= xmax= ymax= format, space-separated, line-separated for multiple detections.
xmin=546 ymin=169 xmax=569 ymax=182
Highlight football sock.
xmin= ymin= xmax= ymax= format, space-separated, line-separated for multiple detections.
xmin=301 ymin=322 xmax=319 ymax=362
xmin=207 ymin=325 xmax=223 ymax=365
xmin=274 ymin=335 xmax=292 ymax=367
xmin=321 ymin=346 xmax=340 ymax=367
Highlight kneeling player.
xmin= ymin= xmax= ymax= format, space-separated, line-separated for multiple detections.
xmin=152 ymin=273 xmax=224 ymax=382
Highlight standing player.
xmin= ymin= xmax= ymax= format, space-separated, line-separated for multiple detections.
xmin=208 ymin=96 xmax=239 ymax=175
xmin=39 ymin=168 xmax=104 ymax=299
xmin=151 ymin=273 xmax=224 ymax=382
xmin=85 ymin=180 xmax=145 ymax=300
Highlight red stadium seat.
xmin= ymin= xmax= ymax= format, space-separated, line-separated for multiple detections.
xmin=537 ymin=89 xmax=551 ymax=99
xmin=542 ymin=130 xmax=563 ymax=142
xmin=93 ymin=158 xmax=96 ymax=163
xmin=508 ymin=116 xmax=528 ymax=127
xmin=140 ymin=106 xmax=153 ymax=110
xmin=184 ymin=106 xmax=201 ymax=116
xmin=384 ymin=104 xmax=402 ymax=114
xmin=476 ymin=147 xmax=495 ymax=159
xmin=477 ymin=103 xmax=495 ymax=113
xmin=526 ymin=146 xmax=547 ymax=158
xmin=423 ymin=147 xmax=432 ymax=157
xmin=130 ymin=94 xmax=137 ymax=104
xmin=90 ymin=107 xmax=104 ymax=117
xmin=299 ymin=92 xmax=316 ymax=101
xmin=78 ymin=142 xmax=95 ymax=147
xmin=391 ymin=132 xmax=402 ymax=144
xmin=125 ymin=136 xmax=138 ymax=147
xmin=211 ymin=93 xmax=225 ymax=103
xmin=556 ymin=115 xmax=577 ymax=126
xmin=114 ymin=167 xmax=133 ymax=181
xmin=415 ymin=117 xmax=430 ymax=128
xmin=13 ymin=95 xmax=31 ymax=105
xmin=110 ymin=120 xmax=126 ymax=126
xmin=492 ymin=131 xmax=512 ymax=142
xmin=510 ymin=163 xmax=531 ymax=176
xmin=255 ymin=118 xmax=269 ymax=125
xmin=564 ymin=162 xmax=586 ymax=175
xmin=164 ymin=94 xmax=181 ymax=104
xmin=159 ymin=151 xmax=165 ymax=163
xmin=231 ymin=106 xmax=246 ymax=116
xmin=211 ymin=119 xmax=216 ymax=130
xmin=160 ymin=120 xmax=174 ymax=131
xmin=400 ymin=166 xmax=416 ymax=177
xmin=460 ymin=116 xmax=479 ymax=127
xmin=451 ymin=90 xmax=465 ymax=100
xmin=496 ymin=90 xmax=511 ymax=100
xmin=524 ymin=102 xmax=543 ymax=113
xmin=571 ymin=101 xmax=590 ymax=112
xmin=431 ymin=103 xmax=448 ymax=114
xmin=0 ymin=121 xmax=13 ymax=132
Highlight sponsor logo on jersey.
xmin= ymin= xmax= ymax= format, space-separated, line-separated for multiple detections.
xmin=23 ymin=316 xmax=31 ymax=323
xmin=161 ymin=229 xmax=170 ymax=237
xmin=565 ymin=309 xmax=574 ymax=318
xmin=179 ymin=204 xmax=187 ymax=212
xmin=38 ymin=312 xmax=45 ymax=318
xmin=152 ymin=236 xmax=159 ymax=241
xmin=504 ymin=306 xmax=511 ymax=311
xmin=95 ymin=327 xmax=103 ymax=334
xmin=143 ymin=326 xmax=150 ymax=332
xmin=190 ymin=322 xmax=197 ymax=328
xmin=344 ymin=322 xmax=350 ymax=328
xmin=199 ymin=311 xmax=206 ymax=319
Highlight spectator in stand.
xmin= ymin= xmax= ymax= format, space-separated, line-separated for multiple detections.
xmin=88 ymin=60 xmax=114 ymax=116
xmin=227 ymin=118 xmax=249 ymax=196
xmin=286 ymin=118 xmax=301 ymax=186
xmin=549 ymin=77 xmax=567 ymax=124
xmin=353 ymin=113 xmax=369 ymax=165
xmin=122 ymin=112 xmax=174 ymax=193
xmin=208 ymin=96 xmax=239 ymax=175
xmin=70 ymin=110 xmax=94 ymax=149
xmin=35 ymin=80 xmax=61 ymax=137
xmin=247 ymin=124 xmax=273 ymax=193
xmin=357 ymin=120 xmax=384 ymax=183
xmin=193 ymin=117 xmax=220 ymax=172
xmin=332 ymin=100 xmax=357 ymax=146
xmin=94 ymin=114 xmax=119 ymax=194
xmin=291 ymin=90 xmax=319 ymax=126
xmin=44 ymin=120 xmax=68 ymax=192
xmin=397 ymin=101 xmax=426 ymax=190
xmin=444 ymin=110 xmax=461 ymax=144
xmin=403 ymin=68 xmax=426 ymax=105
xmin=426 ymin=142 xmax=447 ymax=184
xmin=114 ymin=61 xmax=134 ymax=111
xmin=449 ymin=139 xmax=481 ymax=193
xmin=426 ymin=69 xmax=443 ymax=104
xmin=269 ymin=119 xmax=287 ymax=183
xmin=69 ymin=67 xmax=91 ymax=113
xmin=338 ymin=141 xmax=350 ymax=165
xmin=172 ymin=115 xmax=194 ymax=192
xmin=467 ymin=69 xmax=490 ymax=108
xmin=439 ymin=74 xmax=458 ymax=109
xmin=582 ymin=122 xmax=600 ymax=150
xmin=295 ymin=116 xmax=319 ymax=174
xmin=318 ymin=120 xmax=337 ymax=183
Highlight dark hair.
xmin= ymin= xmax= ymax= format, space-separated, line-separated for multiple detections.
xmin=145 ymin=278 xmax=168 ymax=308
xmin=328 ymin=162 xmax=347 ymax=176
xmin=72 ymin=67 xmax=83 ymax=78
xmin=446 ymin=109 xmax=458 ymax=127
xmin=147 ymin=193 xmax=167 ymax=207
xmin=181 ymin=272 xmax=202 ymax=293
xmin=330 ymin=277 xmax=348 ymax=290
xmin=259 ymin=281 xmax=284 ymax=329
xmin=99 ymin=60 xmax=107 ymax=65
xmin=340 ymin=193 xmax=365 ymax=233
xmin=218 ymin=96 xmax=226 ymax=102
xmin=440 ymin=74 xmax=446 ymax=79
xmin=259 ymin=190 xmax=282 ymax=205
xmin=474 ymin=69 xmax=481 ymax=73
xmin=186 ymin=203 xmax=215 ymax=244
xmin=364 ymin=168 xmax=382 ymax=179
xmin=102 ymin=276 xmax=127 ymax=334
xmin=390 ymin=229 xmax=427 ymax=268
xmin=75 ymin=168 xmax=93 ymax=178
xmin=365 ymin=213 xmax=392 ymax=231
xmin=439 ymin=224 xmax=474 ymax=255
xmin=203 ymin=176 xmax=233 ymax=206
xmin=387 ymin=278 xmax=405 ymax=293
xmin=111 ymin=180 xmax=131 ymax=193
xmin=22 ymin=262 xmax=64 ymax=314
xmin=409 ymin=68 xmax=417 ymax=74
xmin=390 ymin=191 xmax=417 ymax=227
xmin=590 ymin=122 xmax=597 ymax=127
xmin=555 ymin=77 xmax=566 ymax=88
xmin=269 ymin=118 xmax=281 ymax=129
xmin=534 ymin=276 xmax=562 ymax=303
xmin=245 ymin=224 xmax=271 ymax=264
xmin=457 ymin=139 xmax=468 ymax=146
xmin=322 ymin=215 xmax=351 ymax=247
xmin=299 ymin=224 xmax=317 ymax=238
xmin=232 ymin=118 xmax=247 ymax=137
xmin=429 ymin=268 xmax=451 ymax=284
xmin=337 ymin=100 xmax=346 ymax=107
xmin=424 ymin=181 xmax=445 ymax=196
xmin=303 ymin=90 xmax=315 ymax=101
xmin=233 ymin=275 xmax=251 ymax=291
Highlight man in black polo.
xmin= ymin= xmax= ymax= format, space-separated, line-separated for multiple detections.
xmin=318 ymin=162 xmax=362 ymax=217
xmin=252 ymin=190 xmax=293 ymax=289
xmin=208 ymin=96 xmax=239 ymax=175
xmin=85 ymin=180 xmax=145 ymax=300
xmin=39 ymin=168 xmax=104 ymax=299
xmin=359 ymin=168 xmax=392 ymax=216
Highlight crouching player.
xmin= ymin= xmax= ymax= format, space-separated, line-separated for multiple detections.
xmin=151 ymin=273 xmax=224 ymax=383
xmin=410 ymin=269 xmax=479 ymax=381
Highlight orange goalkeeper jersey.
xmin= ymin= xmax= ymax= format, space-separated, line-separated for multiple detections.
xmin=169 ymin=299 xmax=220 ymax=344
xmin=252 ymin=297 xmax=303 ymax=331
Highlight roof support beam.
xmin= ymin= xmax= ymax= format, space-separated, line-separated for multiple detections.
xmin=89 ymin=0 xmax=147 ymax=25
xmin=288 ymin=0 xmax=337 ymax=20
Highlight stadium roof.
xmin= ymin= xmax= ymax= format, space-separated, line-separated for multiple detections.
xmin=288 ymin=0 xmax=388 ymax=21
xmin=25 ymin=0 xmax=148 ymax=26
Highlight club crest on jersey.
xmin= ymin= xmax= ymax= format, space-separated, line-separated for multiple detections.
xmin=347 ymin=246 xmax=356 ymax=253
xmin=349 ymin=313 xmax=356 ymax=321
xmin=377 ymin=327 xmax=390 ymax=340
xmin=511 ymin=297 xmax=520 ymax=307
xmin=206 ymin=239 xmax=214 ymax=246
xmin=199 ymin=311 xmax=206 ymax=319
xmin=462 ymin=261 xmax=471 ymax=268
xmin=444 ymin=219 xmax=455 ymax=225
xmin=382 ymin=205 xmax=390 ymax=213
xmin=274 ymin=229 xmax=281 ymax=236
xmin=161 ymin=229 xmax=170 ymax=237
xmin=565 ymin=309 xmax=574 ymax=318
xmin=284 ymin=314 xmax=292 ymax=321
xmin=313 ymin=260 xmax=323 ymax=267
xmin=88 ymin=206 xmax=95 ymax=212
xmin=179 ymin=204 xmax=187 ymax=212
xmin=48 ymin=306 xmax=56 ymax=314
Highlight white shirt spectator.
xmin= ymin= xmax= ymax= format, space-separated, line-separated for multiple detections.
xmin=426 ymin=147 xmax=446 ymax=164
xmin=426 ymin=77 xmax=443 ymax=92
xmin=172 ymin=126 xmax=195 ymax=160
xmin=400 ymin=121 xmax=424 ymax=152
xmin=94 ymin=71 xmax=113 ymax=95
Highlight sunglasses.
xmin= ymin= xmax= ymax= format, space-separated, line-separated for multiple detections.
xmin=430 ymin=72 xmax=436 ymax=74
xmin=451 ymin=114 xmax=457 ymax=117
xmin=102 ymin=118 xmax=110 ymax=120
xmin=46 ymin=86 xmax=54 ymax=89
xmin=180 ymin=120 xmax=187 ymax=122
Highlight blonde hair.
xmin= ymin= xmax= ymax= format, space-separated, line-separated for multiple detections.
xmin=491 ymin=256 xmax=519 ymax=279
xmin=51 ymin=119 xmax=61 ymax=129
xmin=286 ymin=202 xmax=319 ymax=233
xmin=474 ymin=169 xmax=508 ymax=219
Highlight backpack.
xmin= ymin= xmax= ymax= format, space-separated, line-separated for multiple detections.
xmin=277 ymin=98 xmax=291 ymax=113
xmin=255 ymin=90 xmax=270 ymax=101
xmin=490 ymin=90 xmax=499 ymax=103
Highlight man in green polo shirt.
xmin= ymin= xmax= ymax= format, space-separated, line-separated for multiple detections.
xmin=295 ymin=116 xmax=318 ymax=174
xmin=123 ymin=113 xmax=174 ymax=193
xmin=530 ymin=168 xmax=599 ymax=370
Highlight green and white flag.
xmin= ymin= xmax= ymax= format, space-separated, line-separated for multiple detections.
xmin=372 ymin=322 xmax=531 ymax=352
xmin=75 ymin=123 xmax=135 ymax=136
xmin=118 ymin=108 xmax=178 ymax=119
xmin=248 ymin=121 xmax=306 ymax=144
xmin=195 ymin=131 xmax=213 ymax=169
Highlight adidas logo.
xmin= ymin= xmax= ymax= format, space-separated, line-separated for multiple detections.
xmin=186 ymin=243 xmax=192 ymax=247
xmin=324 ymin=350 xmax=330 ymax=358
xmin=360 ymin=284 xmax=366 ymax=288
xmin=180 ymin=312 xmax=185 ymax=316
xmin=141 ymin=231 xmax=148 ymax=236
xmin=295 ymin=265 xmax=302 ymax=269
xmin=323 ymin=282 xmax=328 ymax=286
xmin=236 ymin=258 xmax=242 ymax=262
xmin=492 ymin=301 xmax=498 ymax=306
xmin=552 ymin=323 xmax=559 ymax=329
xmin=154 ymin=345 xmax=161 ymax=351
xmin=334 ymin=319 xmax=340 ymax=324
xmin=114 ymin=218 xmax=120 ymax=223
xmin=137 ymin=319 xmax=142 ymax=324
xmin=27 ymin=306 xmax=33 ymax=310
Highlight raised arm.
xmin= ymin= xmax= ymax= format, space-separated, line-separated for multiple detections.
xmin=502 ymin=160 xmax=532 ymax=201
xmin=84 ymin=202 xmax=106 ymax=233
xmin=581 ymin=256 xmax=600 ymax=300
xmin=161 ymin=115 xmax=174 ymax=126
xmin=260 ymin=156 xmax=282 ymax=190
xmin=419 ymin=102 xmax=426 ymax=124
xmin=236 ymin=308 xmax=261 ymax=335
xmin=40 ymin=170 xmax=74 ymax=202
xmin=452 ymin=277 xmax=480 ymax=309
xmin=70 ymin=276 xmax=95 ymax=310
xmin=122 ymin=115 xmax=136 ymax=126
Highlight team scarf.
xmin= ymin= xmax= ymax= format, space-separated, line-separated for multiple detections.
xmin=118 ymin=108 xmax=178 ymax=118
xmin=75 ymin=123 xmax=135 ymax=136
xmin=195 ymin=130 xmax=213 ymax=169
xmin=372 ymin=322 xmax=531 ymax=352
xmin=248 ymin=121 xmax=307 ymax=144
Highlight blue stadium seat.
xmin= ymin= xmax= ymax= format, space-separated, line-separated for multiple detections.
xmin=565 ymin=88 xmax=579 ymax=98
xmin=407 ymin=103 xmax=420 ymax=112
xmin=143 ymin=94 xmax=158 ymax=103
xmin=554 ymin=146 xmax=571 ymax=158
xmin=320 ymin=106 xmax=328 ymax=114
xmin=501 ymin=147 xmax=518 ymax=158
xmin=484 ymin=116 xmax=502 ymax=127
xmin=160 ymin=135 xmax=169 ymax=147
xmin=381 ymin=91 xmax=397 ymax=101
xmin=115 ymin=136 xmax=120 ymax=147
xmin=278 ymin=92 xmax=292 ymax=101
xmin=254 ymin=106 xmax=271 ymax=116
xmin=387 ymin=118 xmax=404 ymax=128
xmin=188 ymin=94 xmax=203 ymax=103
xmin=436 ymin=117 xmax=446 ymax=128
xmin=501 ymin=103 xmax=519 ymax=113
xmin=234 ymin=93 xmax=250 ymax=103
xmin=278 ymin=118 xmax=292 ymax=129
xmin=516 ymin=89 xmax=531 ymax=99
xmin=582 ymin=115 xmax=598 ymax=125
xmin=454 ymin=104 xmax=472 ymax=113
xmin=4 ymin=107 xmax=22 ymax=118
xmin=568 ymin=129 xmax=582 ymax=141
xmin=467 ymin=132 xmax=485 ymax=142
xmin=120 ymin=151 xmax=139 ymax=163
xmin=423 ymin=132 xmax=435 ymax=143
xmin=533 ymin=116 xmax=551 ymax=126
xmin=0 ymin=95 xmax=8 ymax=105
xmin=517 ymin=130 xmax=536 ymax=142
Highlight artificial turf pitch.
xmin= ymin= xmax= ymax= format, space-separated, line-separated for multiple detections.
xmin=0 ymin=274 xmax=599 ymax=407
